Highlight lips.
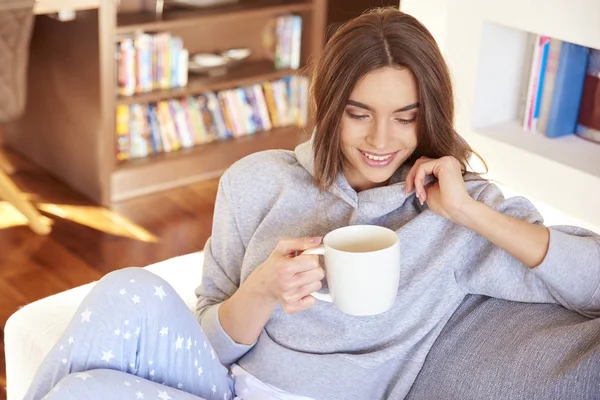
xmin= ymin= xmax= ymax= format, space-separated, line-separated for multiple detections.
xmin=358 ymin=149 xmax=398 ymax=168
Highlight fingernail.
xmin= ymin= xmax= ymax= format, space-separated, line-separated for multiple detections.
xmin=311 ymin=237 xmax=322 ymax=244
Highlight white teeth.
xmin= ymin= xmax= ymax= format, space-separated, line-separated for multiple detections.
xmin=362 ymin=151 xmax=392 ymax=161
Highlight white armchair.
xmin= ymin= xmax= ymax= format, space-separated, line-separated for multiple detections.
xmin=3 ymin=252 xmax=204 ymax=400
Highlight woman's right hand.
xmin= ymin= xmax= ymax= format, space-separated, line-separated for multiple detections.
xmin=245 ymin=237 xmax=325 ymax=314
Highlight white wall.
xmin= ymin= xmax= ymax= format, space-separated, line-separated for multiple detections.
xmin=400 ymin=0 xmax=600 ymax=232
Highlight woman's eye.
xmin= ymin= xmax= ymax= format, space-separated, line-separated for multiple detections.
xmin=346 ymin=111 xmax=369 ymax=120
xmin=395 ymin=116 xmax=417 ymax=125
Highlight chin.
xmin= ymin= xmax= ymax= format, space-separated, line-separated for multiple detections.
xmin=359 ymin=168 xmax=397 ymax=186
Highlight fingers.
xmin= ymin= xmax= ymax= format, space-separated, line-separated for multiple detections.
xmin=293 ymin=265 xmax=325 ymax=286
xmin=271 ymin=237 xmax=326 ymax=314
xmin=282 ymin=281 xmax=322 ymax=314
xmin=283 ymin=294 xmax=317 ymax=314
xmin=414 ymin=161 xmax=435 ymax=203
xmin=406 ymin=157 xmax=434 ymax=202
xmin=276 ymin=263 xmax=323 ymax=298
xmin=272 ymin=254 xmax=319 ymax=282
xmin=279 ymin=267 xmax=324 ymax=314
xmin=274 ymin=236 xmax=322 ymax=256
xmin=405 ymin=156 xmax=429 ymax=195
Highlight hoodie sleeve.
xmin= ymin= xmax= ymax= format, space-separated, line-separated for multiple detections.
xmin=454 ymin=183 xmax=600 ymax=319
xmin=194 ymin=171 xmax=255 ymax=365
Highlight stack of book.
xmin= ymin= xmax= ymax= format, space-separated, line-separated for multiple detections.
xmin=273 ymin=14 xmax=302 ymax=70
xmin=116 ymin=32 xmax=189 ymax=97
xmin=521 ymin=36 xmax=599 ymax=143
xmin=115 ymin=76 xmax=310 ymax=161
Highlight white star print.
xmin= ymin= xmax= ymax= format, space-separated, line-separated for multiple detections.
xmin=68 ymin=337 xmax=74 ymax=345
xmin=101 ymin=350 xmax=115 ymax=363
xmin=198 ymin=349 xmax=202 ymax=355
xmin=74 ymin=372 xmax=92 ymax=381
xmin=175 ymin=335 xmax=184 ymax=351
xmin=149 ymin=369 xmax=155 ymax=377
xmin=198 ymin=367 xmax=203 ymax=376
xmin=194 ymin=359 xmax=198 ymax=367
xmin=114 ymin=329 xmax=121 ymax=335
xmin=125 ymin=320 xmax=130 ymax=326
xmin=135 ymin=327 xmax=141 ymax=335
xmin=131 ymin=295 xmax=141 ymax=304
xmin=119 ymin=288 xmax=127 ymax=295
xmin=136 ymin=379 xmax=141 ymax=383
xmin=123 ymin=332 xmax=132 ymax=340
xmin=148 ymin=360 xmax=154 ymax=365
xmin=212 ymin=385 xmax=216 ymax=394
xmin=130 ymin=362 xmax=136 ymax=369
xmin=186 ymin=337 xmax=192 ymax=351
xmin=194 ymin=340 xmax=197 ymax=346
xmin=157 ymin=390 xmax=172 ymax=400
xmin=124 ymin=381 xmax=131 ymax=386
xmin=59 ymin=345 xmax=64 ymax=350
xmin=211 ymin=348 xmax=216 ymax=360
xmin=80 ymin=308 xmax=92 ymax=323
xmin=61 ymin=358 xmax=67 ymax=364
xmin=177 ymin=383 xmax=183 ymax=389
xmin=136 ymin=391 xmax=144 ymax=399
xmin=159 ymin=327 xmax=168 ymax=336
xmin=154 ymin=285 xmax=167 ymax=301
xmin=130 ymin=279 xmax=135 ymax=283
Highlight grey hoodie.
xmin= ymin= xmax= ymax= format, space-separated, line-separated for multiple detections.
xmin=195 ymin=140 xmax=600 ymax=400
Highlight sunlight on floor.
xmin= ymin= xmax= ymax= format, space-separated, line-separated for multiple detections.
xmin=0 ymin=201 xmax=158 ymax=242
xmin=0 ymin=201 xmax=29 ymax=229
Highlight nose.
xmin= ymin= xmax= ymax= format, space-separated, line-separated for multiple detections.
xmin=365 ymin=118 xmax=391 ymax=150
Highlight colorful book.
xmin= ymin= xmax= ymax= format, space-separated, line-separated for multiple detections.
xmin=545 ymin=42 xmax=590 ymax=138
xmin=115 ymin=104 xmax=130 ymax=160
xmin=576 ymin=48 xmax=600 ymax=143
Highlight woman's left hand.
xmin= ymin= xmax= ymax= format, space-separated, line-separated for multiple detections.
xmin=404 ymin=156 xmax=474 ymax=221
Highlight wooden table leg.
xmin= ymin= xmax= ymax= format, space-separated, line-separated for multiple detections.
xmin=0 ymin=168 xmax=52 ymax=235
xmin=0 ymin=150 xmax=15 ymax=175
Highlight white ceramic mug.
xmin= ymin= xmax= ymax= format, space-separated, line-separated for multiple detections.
xmin=302 ymin=225 xmax=400 ymax=316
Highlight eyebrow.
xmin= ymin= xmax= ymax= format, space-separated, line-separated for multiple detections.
xmin=347 ymin=99 xmax=420 ymax=113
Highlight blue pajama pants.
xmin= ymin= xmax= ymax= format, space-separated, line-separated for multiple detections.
xmin=24 ymin=268 xmax=235 ymax=400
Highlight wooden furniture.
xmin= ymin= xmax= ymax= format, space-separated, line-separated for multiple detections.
xmin=4 ymin=0 xmax=326 ymax=206
xmin=327 ymin=0 xmax=397 ymax=27
xmin=0 ymin=155 xmax=53 ymax=235
xmin=0 ymin=0 xmax=52 ymax=235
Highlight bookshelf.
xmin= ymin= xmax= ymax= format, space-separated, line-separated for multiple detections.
xmin=3 ymin=0 xmax=326 ymax=205
xmin=402 ymin=0 xmax=600 ymax=231
xmin=116 ymin=0 xmax=313 ymax=33
xmin=116 ymin=60 xmax=295 ymax=105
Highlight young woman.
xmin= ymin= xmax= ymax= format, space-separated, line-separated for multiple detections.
xmin=25 ymin=7 xmax=600 ymax=400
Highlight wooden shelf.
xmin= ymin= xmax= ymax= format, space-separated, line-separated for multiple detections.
xmin=117 ymin=60 xmax=297 ymax=104
xmin=469 ymin=120 xmax=600 ymax=230
xmin=477 ymin=121 xmax=600 ymax=180
xmin=116 ymin=0 xmax=313 ymax=34
xmin=33 ymin=0 xmax=99 ymax=15
xmin=111 ymin=125 xmax=310 ymax=201
xmin=5 ymin=0 xmax=327 ymax=205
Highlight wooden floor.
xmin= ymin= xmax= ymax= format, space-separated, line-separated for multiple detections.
xmin=0 ymin=146 xmax=221 ymax=399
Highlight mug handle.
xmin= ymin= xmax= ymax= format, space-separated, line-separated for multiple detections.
xmin=301 ymin=246 xmax=333 ymax=303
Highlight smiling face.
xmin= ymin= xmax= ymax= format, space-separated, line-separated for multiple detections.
xmin=340 ymin=67 xmax=419 ymax=192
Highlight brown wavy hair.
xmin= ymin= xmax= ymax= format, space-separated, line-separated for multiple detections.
xmin=309 ymin=7 xmax=485 ymax=190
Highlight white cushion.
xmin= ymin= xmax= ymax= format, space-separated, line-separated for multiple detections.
xmin=3 ymin=252 xmax=204 ymax=400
